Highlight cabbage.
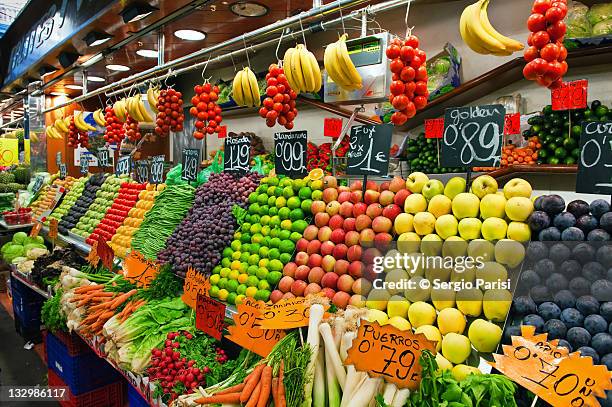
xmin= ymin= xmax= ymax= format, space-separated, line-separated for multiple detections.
xmin=587 ymin=3 xmax=612 ymax=26
xmin=3 ymin=244 xmax=25 ymax=263
xmin=567 ymin=1 xmax=592 ymax=38
xmin=1 ymin=241 xmax=13 ymax=254
xmin=23 ymin=243 xmax=46 ymax=252
xmin=12 ymin=231 xmax=28 ymax=245
xmin=11 ymin=257 xmax=27 ymax=264
xmin=26 ymin=236 xmax=44 ymax=246
xmin=26 ymin=247 xmax=48 ymax=260
xmin=593 ymin=18 xmax=612 ymax=35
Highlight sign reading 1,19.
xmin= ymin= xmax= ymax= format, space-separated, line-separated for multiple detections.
xmin=224 ymin=136 xmax=251 ymax=174
xmin=274 ymin=131 xmax=307 ymax=177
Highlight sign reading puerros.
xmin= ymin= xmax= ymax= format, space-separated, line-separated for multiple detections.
xmin=576 ymin=121 xmax=612 ymax=195
xmin=346 ymin=124 xmax=392 ymax=176
xmin=273 ymin=131 xmax=307 ymax=177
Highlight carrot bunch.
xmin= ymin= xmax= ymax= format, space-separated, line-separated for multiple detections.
xmin=475 ymin=136 xmax=541 ymax=171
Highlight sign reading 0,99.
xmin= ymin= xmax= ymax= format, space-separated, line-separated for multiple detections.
xmin=274 ymin=131 xmax=307 ymax=177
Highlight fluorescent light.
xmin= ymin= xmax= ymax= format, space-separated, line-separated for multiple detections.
xmin=174 ymin=29 xmax=207 ymax=41
xmin=65 ymin=84 xmax=82 ymax=90
xmin=87 ymin=76 xmax=105 ymax=82
xmin=136 ymin=49 xmax=158 ymax=58
xmin=106 ymin=64 xmax=130 ymax=72
xmin=82 ymin=53 xmax=103 ymax=68
xmin=50 ymin=92 xmax=68 ymax=96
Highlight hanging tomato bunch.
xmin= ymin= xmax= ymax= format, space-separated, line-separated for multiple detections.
xmin=259 ymin=63 xmax=298 ymax=130
xmin=155 ymin=88 xmax=185 ymax=136
xmin=104 ymin=106 xmax=125 ymax=144
xmin=189 ymin=83 xmax=223 ymax=140
xmin=125 ymin=115 xmax=142 ymax=142
xmin=386 ymin=34 xmax=429 ymax=126
xmin=523 ymin=0 xmax=568 ymax=88
xmin=67 ymin=117 xmax=89 ymax=149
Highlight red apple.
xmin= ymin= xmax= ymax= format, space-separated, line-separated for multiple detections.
xmin=366 ymin=180 xmax=379 ymax=192
xmin=355 ymin=214 xmax=372 ymax=231
xmin=278 ymin=276 xmax=294 ymax=292
xmin=393 ymin=189 xmax=410 ymax=207
xmin=291 ymin=280 xmax=307 ymax=296
xmin=348 ymin=261 xmax=364 ymax=279
xmin=304 ymin=282 xmax=322 ymax=296
xmin=334 ymin=259 xmax=350 ymax=276
xmin=317 ymin=226 xmax=332 ymax=242
xmin=322 ymin=188 xmax=339 ymax=203
xmin=303 ymin=225 xmax=319 ymax=241
xmin=362 ymin=247 xmax=382 ymax=264
xmin=332 ymin=291 xmax=351 ymax=308
xmin=311 ymin=200 xmax=326 ymax=214
xmin=359 ymin=228 xmax=376 ymax=244
xmin=374 ymin=232 xmax=393 ymax=249
xmin=339 ymin=201 xmax=354 ymax=218
xmin=338 ymin=185 xmax=350 ymax=193
xmin=295 ymin=265 xmax=311 ymax=280
xmin=347 ymin=245 xmax=362 ymax=262
xmin=330 ymin=228 xmax=346 ymax=244
xmin=283 ymin=262 xmax=297 ymax=277
xmin=343 ymin=217 xmax=356 ymax=231
xmin=306 ymin=240 xmax=322 ymax=255
xmin=320 ymin=241 xmax=335 ymax=256
xmin=323 ymin=175 xmax=338 ymax=188
xmin=314 ymin=212 xmax=330 ymax=228
xmin=270 ymin=289 xmax=284 ymax=303
xmin=337 ymin=274 xmax=355 ymax=292
xmin=307 ymin=253 xmax=322 ymax=268
xmin=326 ymin=201 xmax=340 ymax=216
xmin=338 ymin=191 xmax=351 ymax=203
xmin=321 ymin=287 xmax=336 ymax=300
xmin=379 ymin=190 xmax=395 ymax=206
xmin=380 ymin=181 xmax=390 ymax=191
xmin=352 ymin=202 xmax=367 ymax=217
xmin=282 ymin=292 xmax=296 ymax=299
xmin=344 ymin=230 xmax=360 ymax=247
xmin=350 ymin=180 xmax=363 ymax=191
xmin=321 ymin=272 xmax=339 ymax=289
xmin=366 ymin=203 xmax=383 ymax=218
xmin=382 ymin=204 xmax=402 ymax=221
xmin=332 ymin=243 xmax=348 ymax=260
xmin=296 ymin=238 xmax=308 ymax=253
xmin=295 ymin=252 xmax=309 ymax=266
xmin=364 ymin=263 xmax=379 ymax=280
xmin=328 ymin=214 xmax=344 ymax=230
xmin=389 ymin=176 xmax=406 ymax=192
xmin=308 ymin=266 xmax=325 ymax=284
xmin=321 ymin=255 xmax=336 ymax=272
xmin=350 ymin=190 xmax=363 ymax=204
xmin=364 ymin=190 xmax=380 ymax=205
xmin=372 ymin=216 xmax=393 ymax=233
xmin=352 ymin=277 xmax=372 ymax=295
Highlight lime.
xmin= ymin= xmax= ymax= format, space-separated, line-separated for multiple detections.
xmin=311 ymin=190 xmax=323 ymax=200
xmin=240 ymin=252 xmax=250 ymax=263
xmin=241 ymin=223 xmax=251 ymax=233
xmin=262 ymin=236 xmax=271 ymax=247
xmin=246 ymin=275 xmax=260 ymax=287
xmin=278 ymin=207 xmax=291 ymax=220
xmin=268 ymin=259 xmax=283 ymax=272
xmin=292 ymin=220 xmax=308 ymax=234
xmin=231 ymin=250 xmax=241 ymax=260
xmin=240 ymin=233 xmax=251 ymax=243
xmin=292 ymin=178 xmax=306 ymax=191
xmin=261 ymin=176 xmax=270 ymax=184
xmin=274 ymin=186 xmax=284 ymax=197
xmin=234 ymin=231 xmax=241 ymax=239
xmin=249 ymin=243 xmax=260 ymax=254
xmin=259 ymin=258 xmax=270 ymax=269
xmin=267 ymin=186 xmax=276 ymax=196
xmin=268 ymin=248 xmax=281 ymax=259
xmin=210 ymin=274 xmax=221 ymax=285
xmin=301 ymin=199 xmax=313 ymax=214
xmin=257 ymin=205 xmax=268 ymax=216
xmin=221 ymin=258 xmax=231 ymax=268
xmin=298 ymin=187 xmax=312 ymax=200
xmin=260 ymin=215 xmax=270 ymax=225
xmin=238 ymin=273 xmax=249 ymax=284
xmin=245 ymin=286 xmax=258 ymax=298
xmin=275 ymin=196 xmax=287 ymax=208
xmin=251 ymin=214 xmax=262 ymax=224
xmin=267 ymin=177 xmax=279 ymax=186
xmin=554 ymin=147 xmax=567 ymax=159
xmin=258 ymin=280 xmax=271 ymax=291
xmin=251 ymin=233 xmax=264 ymax=244
xmin=249 ymin=203 xmax=261 ymax=214
xmin=290 ymin=231 xmax=302 ymax=242
xmin=257 ymin=193 xmax=268 ymax=206
xmin=212 ymin=265 xmax=221 ymax=275
xmin=268 ymin=207 xmax=278 ymax=217
xmin=290 ymin=208 xmax=305 ymax=221
xmin=267 ymin=196 xmax=277 ymax=207
xmin=270 ymin=237 xmax=281 ymax=248
xmin=259 ymin=246 xmax=270 ymax=258
xmin=218 ymin=289 xmax=229 ymax=301
xmin=227 ymin=293 xmax=237 ymax=305
xmin=228 ymin=269 xmax=240 ymax=280
xmin=270 ymin=228 xmax=279 ymax=238
xmin=237 ymin=284 xmax=247 ymax=295
xmin=255 ymin=289 xmax=271 ymax=302
xmin=287 ymin=196 xmax=301 ymax=210
xmin=226 ymin=279 xmax=239 ymax=293
xmin=281 ymin=219 xmax=293 ymax=231
xmin=256 ymin=267 xmax=269 ymax=280
xmin=209 ymin=286 xmax=220 ymax=298
xmin=218 ymin=277 xmax=228 ymax=289
xmin=280 ymin=178 xmax=293 ymax=187
xmin=250 ymin=223 xmax=262 ymax=234
xmin=248 ymin=254 xmax=260 ymax=265
xmin=261 ymin=225 xmax=271 ymax=236
xmin=279 ymin=253 xmax=292 ymax=264
xmin=242 ymin=243 xmax=251 ymax=254
xmin=256 ymin=185 xmax=267 ymax=194
xmin=270 ymin=216 xmax=281 ymax=227
xmin=279 ymin=240 xmax=296 ymax=254
xmin=283 ymin=186 xmax=294 ymax=199
xmin=248 ymin=192 xmax=258 ymax=203
xmin=267 ymin=271 xmax=283 ymax=285
xmin=278 ymin=229 xmax=291 ymax=241
xmin=247 ymin=265 xmax=259 ymax=276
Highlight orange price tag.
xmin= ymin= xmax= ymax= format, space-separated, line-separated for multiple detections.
xmin=226 ymin=298 xmax=285 ymax=357
xmin=424 ymin=118 xmax=444 ymax=139
xmin=492 ymin=325 xmax=612 ymax=406
xmin=504 ymin=113 xmax=521 ymax=135
xmin=324 ymin=118 xmax=343 ymax=137
xmin=29 ymin=222 xmax=42 ymax=238
xmin=86 ymin=241 xmax=100 ymax=267
xmin=181 ymin=267 xmax=211 ymax=309
xmin=217 ymin=125 xmax=227 ymax=139
xmin=552 ymin=79 xmax=588 ymax=111
xmin=195 ymin=293 xmax=226 ymax=340
xmin=345 ymin=322 xmax=437 ymax=390
xmin=97 ymin=236 xmax=114 ymax=271
xmin=48 ymin=218 xmax=58 ymax=239
xmin=258 ymin=297 xmax=328 ymax=329
xmin=123 ymin=250 xmax=160 ymax=288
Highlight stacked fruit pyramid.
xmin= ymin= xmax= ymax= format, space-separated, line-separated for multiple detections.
xmin=46 ymin=177 xmax=87 ymax=225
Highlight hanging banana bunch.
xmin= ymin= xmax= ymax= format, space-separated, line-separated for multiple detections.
xmin=460 ymin=0 xmax=524 ymax=56
xmin=125 ymin=95 xmax=154 ymax=123
xmin=113 ymin=99 xmax=127 ymax=122
xmin=147 ymin=85 xmax=160 ymax=114
xmin=232 ymin=67 xmax=261 ymax=108
xmin=45 ymin=125 xmax=63 ymax=139
xmin=74 ymin=111 xmax=96 ymax=132
xmin=92 ymin=109 xmax=106 ymax=127
xmin=53 ymin=117 xmax=69 ymax=134
xmin=283 ymin=44 xmax=322 ymax=93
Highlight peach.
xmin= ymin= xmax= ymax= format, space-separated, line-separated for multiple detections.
xmin=344 ymin=230 xmax=360 ymax=247
xmin=364 ymin=263 xmax=378 ymax=281
xmin=343 ymin=217 xmax=356 ymax=231
xmin=338 ymin=185 xmax=350 ymax=193
xmin=320 ymin=241 xmax=335 ymax=256
xmin=302 ymin=225 xmax=319 ymax=241
xmin=322 ymin=188 xmax=339 ymax=203
xmin=307 ymin=253 xmax=322 ymax=268
xmin=311 ymin=200 xmax=326 ymax=214
xmin=326 ymin=201 xmax=340 ymax=216
xmin=394 ymin=189 xmax=410 ymax=207
xmin=291 ymin=280 xmax=307 ymax=296
xmin=270 ymin=290 xmax=284 ymax=303
xmin=372 ymin=216 xmax=393 ymax=233
xmin=352 ymin=277 xmax=372 ymax=295
xmin=306 ymin=240 xmax=322 ymax=255
xmin=337 ymin=274 xmax=355 ymax=292
xmin=379 ymin=190 xmax=395 ymax=206
xmin=308 ymin=266 xmax=325 ymax=284
xmin=334 ymin=259 xmax=350 ymax=276
xmin=355 ymin=214 xmax=372 ymax=231
xmin=278 ymin=276 xmax=294 ymax=293
xmin=366 ymin=203 xmax=383 ymax=218
xmin=317 ymin=226 xmax=332 ymax=242
xmin=321 ymin=287 xmax=336 ymax=300
xmin=314 ymin=212 xmax=330 ymax=228
xmin=329 ymin=214 xmax=345 ymax=230
xmin=338 ymin=191 xmax=351 ymax=203
xmin=350 ymin=180 xmax=363 ymax=191
xmin=349 ymin=294 xmax=366 ymax=307
xmin=364 ymin=190 xmax=381 ymax=205
xmin=304 ymin=282 xmax=322 ymax=296
xmin=330 ymin=228 xmax=346 ymax=244
xmin=366 ymin=180 xmax=379 ymax=191
xmin=362 ymin=247 xmax=382 ymax=264
xmin=339 ymin=201 xmax=354 ymax=218
xmin=348 ymin=261 xmax=364 ymax=279
xmin=321 ymin=272 xmax=339 ymax=289
xmin=332 ymin=291 xmax=351 ymax=308
xmin=296 ymin=238 xmax=308 ymax=253
xmin=359 ymin=228 xmax=376 ymax=244
xmin=389 ymin=176 xmax=406 ymax=193
xmin=321 ymin=255 xmax=336 ymax=273
xmin=295 ymin=252 xmax=309 ymax=266
xmin=332 ymin=243 xmax=348 ymax=260
xmin=382 ymin=204 xmax=402 ymax=221
xmin=350 ymin=190 xmax=363 ymax=204
xmin=347 ymin=245 xmax=362 ymax=262
xmin=283 ymin=262 xmax=297 ymax=278
xmin=352 ymin=202 xmax=367 ymax=217
xmin=295 ymin=265 xmax=311 ymax=281
xmin=282 ymin=292 xmax=296 ymax=300
xmin=323 ymin=175 xmax=337 ymax=188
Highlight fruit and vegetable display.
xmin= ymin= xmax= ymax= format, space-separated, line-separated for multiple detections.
xmin=29 ymin=176 xmax=77 ymax=219
xmin=155 ymin=87 xmax=185 ymax=136
xmin=158 ymin=172 xmax=261 ymax=278
xmin=566 ymin=1 xmax=612 ymax=39
xmin=131 ymin=184 xmax=196 ymax=260
xmin=1 ymin=231 xmax=46 ymax=264
xmin=403 ymin=133 xmax=466 ymax=174
xmin=46 ymin=177 xmax=87 ymax=225
xmin=190 ymin=82 xmax=223 ymax=139
xmin=306 ymin=139 xmax=349 ymax=174
xmin=108 ymin=184 xmax=163 ymax=258
xmin=71 ymin=175 xmax=126 ymax=239
xmin=58 ymin=173 xmax=107 ymax=236
xmin=259 ymin=63 xmax=299 ymax=130
xmin=86 ymin=182 xmax=147 ymax=246
xmin=30 ymin=247 xmax=86 ymax=290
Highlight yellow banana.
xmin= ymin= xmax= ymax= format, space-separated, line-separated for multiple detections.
xmin=460 ymin=3 xmax=488 ymax=54
xmin=298 ymin=45 xmax=315 ymax=92
xmin=241 ymin=68 xmax=254 ymax=107
xmin=246 ymin=67 xmax=260 ymax=107
xmin=232 ymin=70 xmax=245 ymax=106
xmin=47 ymin=126 xmax=62 ymax=139
xmin=54 ymin=118 xmax=69 ymax=133
xmin=467 ymin=0 xmax=506 ymax=54
xmin=45 ymin=126 xmax=53 ymax=139
xmin=306 ymin=50 xmax=322 ymax=92
xmin=283 ymin=48 xmax=301 ymax=93
xmin=479 ymin=0 xmax=524 ymax=52
xmin=114 ymin=99 xmax=126 ymax=122
xmin=147 ymin=87 xmax=159 ymax=113
xmin=290 ymin=45 xmax=306 ymax=92
xmin=63 ymin=116 xmax=71 ymax=128
xmin=74 ymin=111 xmax=86 ymax=131
xmin=334 ymin=34 xmax=362 ymax=89
xmin=324 ymin=43 xmax=347 ymax=87
xmin=93 ymin=109 xmax=106 ymax=127
xmin=137 ymin=95 xmax=153 ymax=122
xmin=128 ymin=96 xmax=143 ymax=122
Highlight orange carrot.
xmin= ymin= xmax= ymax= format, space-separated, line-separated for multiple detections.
xmin=240 ymin=364 xmax=265 ymax=403
xmin=278 ymin=360 xmax=286 ymax=407
xmin=214 ymin=383 xmax=245 ymax=395
xmin=195 ymin=392 xmax=241 ymax=404
xmin=245 ymin=382 xmax=262 ymax=407
xmin=109 ymin=289 xmax=137 ymax=308
xmin=256 ymin=365 xmax=272 ymax=407
xmin=272 ymin=378 xmax=280 ymax=407
xmin=74 ymin=284 xmax=105 ymax=294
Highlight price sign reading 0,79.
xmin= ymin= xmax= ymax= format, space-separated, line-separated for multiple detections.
xmin=274 ymin=131 xmax=307 ymax=177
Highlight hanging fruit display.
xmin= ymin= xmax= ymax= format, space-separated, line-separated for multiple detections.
xmin=189 ymin=82 xmax=223 ymax=139
xmin=523 ymin=0 xmax=568 ymax=88
xmin=67 ymin=116 xmax=89 ymax=149
xmin=459 ymin=0 xmax=524 ymax=56
xmin=125 ymin=95 xmax=154 ymax=123
xmin=282 ymin=44 xmax=322 ymax=93
xmin=147 ymin=85 xmax=160 ymax=114
xmin=259 ymin=63 xmax=298 ymax=129
xmin=324 ymin=34 xmax=362 ymax=91
xmin=386 ymin=34 xmax=429 ymax=126
xmin=155 ymin=88 xmax=185 ymax=136
xmin=125 ymin=115 xmax=142 ymax=142
xmin=232 ymin=67 xmax=261 ymax=108
xmin=113 ymin=99 xmax=127 ymax=123
xmin=45 ymin=116 xmax=69 ymax=140
xmin=104 ymin=106 xmax=125 ymax=144
xmin=92 ymin=109 xmax=106 ymax=128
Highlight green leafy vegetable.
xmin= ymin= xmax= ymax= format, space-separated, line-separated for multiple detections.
xmin=41 ymin=289 xmax=66 ymax=333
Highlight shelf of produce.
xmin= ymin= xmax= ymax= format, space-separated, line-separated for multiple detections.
xmin=0 ymin=220 xmax=34 ymax=230
xmin=486 ymin=164 xmax=578 ymax=179
xmin=400 ymin=44 xmax=612 ymax=131
xmin=10 ymin=269 xmax=51 ymax=299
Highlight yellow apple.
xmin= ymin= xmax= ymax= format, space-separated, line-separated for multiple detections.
xmin=480 ymin=194 xmax=507 ymax=219
xmin=394 ymin=213 xmax=414 ymax=234
xmin=421 ymin=234 xmax=442 ymax=256
xmin=467 ymin=239 xmax=495 ymax=262
xmin=406 ymin=172 xmax=429 ymax=193
xmin=481 ymin=217 xmax=508 ymax=241
xmin=458 ymin=217 xmax=482 ymax=240
xmin=494 ymin=239 xmax=526 ymax=268
xmin=503 ymin=178 xmax=532 ymax=199
xmin=451 ymin=193 xmax=480 ymax=219
xmin=506 ymin=221 xmax=531 ymax=242
xmin=471 ymin=175 xmax=498 ymax=198
xmin=413 ymin=212 xmax=436 ymax=236
xmin=444 ymin=177 xmax=467 ymax=200
xmin=428 ymin=194 xmax=452 ymax=218
xmin=505 ymin=197 xmax=534 ymax=221
xmin=404 ymin=193 xmax=427 ymax=214
xmin=442 ymin=236 xmax=468 ymax=257
xmin=435 ymin=214 xmax=458 ymax=239
xmin=397 ymin=232 xmax=421 ymax=254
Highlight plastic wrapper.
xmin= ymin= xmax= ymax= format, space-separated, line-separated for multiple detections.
xmin=566 ymin=1 xmax=592 ymax=38
xmin=593 ymin=18 xmax=612 ymax=35
xmin=587 ymin=2 xmax=612 ymax=26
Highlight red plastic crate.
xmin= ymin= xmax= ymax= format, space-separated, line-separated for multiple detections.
xmin=47 ymin=369 xmax=125 ymax=407
xmin=51 ymin=330 xmax=90 ymax=356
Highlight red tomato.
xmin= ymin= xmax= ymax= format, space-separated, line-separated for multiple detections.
xmin=415 ymin=66 xmax=428 ymax=81
xmin=414 ymin=81 xmax=428 ymax=96
xmin=558 ymin=43 xmax=567 ymax=61
xmin=209 ymin=91 xmax=218 ymax=102
xmin=266 ymin=86 xmax=278 ymax=97
xmin=527 ymin=13 xmax=547 ymax=32
xmin=524 ymin=46 xmax=540 ymax=62
xmin=392 ymin=73 xmax=400 ymax=81
xmin=405 ymin=35 xmax=419 ymax=49
xmin=263 ymin=97 xmax=274 ymax=109
xmin=390 ymin=80 xmax=406 ymax=96
xmin=391 ymin=111 xmax=408 ymax=126
xmin=259 ymin=107 xmax=268 ymax=118
xmin=392 ymin=94 xmax=409 ymax=110
xmin=277 ymin=84 xmax=286 ymax=94
xmin=278 ymin=115 xmax=288 ymax=126
xmin=391 ymin=37 xmax=403 ymax=47
xmin=269 ymin=65 xmax=281 ymax=76
xmin=208 ymin=120 xmax=217 ymax=128
xmin=285 ymin=121 xmax=294 ymax=130
xmin=390 ymin=58 xmax=405 ymax=74
xmin=547 ymin=20 xmax=566 ymax=42
xmin=266 ymin=110 xmax=278 ymax=120
xmin=191 ymin=96 xmax=200 ymax=105
xmin=400 ymin=66 xmax=416 ymax=82
xmin=273 ymin=93 xmax=284 ymax=103
xmin=551 ymin=1 xmax=567 ymax=14
xmin=189 ymin=107 xmax=198 ymax=116
xmin=203 ymin=83 xmax=212 ymax=93
xmin=266 ymin=118 xmax=276 ymax=127
xmin=549 ymin=78 xmax=563 ymax=89
xmin=531 ymin=30 xmax=551 ymax=48
xmin=545 ymin=6 xmax=565 ymax=23
xmin=215 ymin=115 xmax=223 ymax=123
xmin=399 ymin=45 xmax=415 ymax=62
xmin=196 ymin=102 xmax=207 ymax=111
xmin=193 ymin=131 xmax=204 ymax=140
xmin=194 ymin=85 xmax=203 ymax=94
xmin=273 ymin=103 xmax=283 ymax=112
xmin=532 ymin=58 xmax=549 ymax=76
xmin=386 ymin=44 xmax=401 ymax=59
xmin=527 ymin=32 xmax=535 ymax=46
xmin=413 ymin=95 xmax=427 ymax=110
xmin=416 ymin=49 xmax=427 ymax=62
xmin=197 ymin=111 xmax=208 ymax=121
xmin=532 ymin=0 xmax=552 ymax=14
xmin=195 ymin=120 xmax=205 ymax=129
xmin=546 ymin=61 xmax=565 ymax=78
xmin=536 ymin=75 xmax=553 ymax=87
xmin=267 ymin=77 xmax=278 ymax=87
xmin=409 ymin=56 xmax=423 ymax=69
xmin=540 ymin=43 xmax=559 ymax=62
xmin=404 ymin=81 xmax=416 ymax=96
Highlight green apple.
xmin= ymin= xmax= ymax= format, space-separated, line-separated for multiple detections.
xmin=422 ymin=179 xmax=444 ymax=200
xmin=505 ymin=197 xmax=534 ymax=221
xmin=428 ymin=195 xmax=452 ymax=218
xmin=480 ymin=193 xmax=507 ymax=219
xmin=458 ymin=217 xmax=482 ymax=240
xmin=435 ymin=214 xmax=458 ymax=239
xmin=467 ymin=239 xmax=495 ymax=262
xmin=404 ymin=193 xmax=427 ymax=214
xmin=481 ymin=217 xmax=508 ymax=241
xmin=503 ymin=178 xmax=532 ymax=199
xmin=468 ymin=319 xmax=502 ymax=353
xmin=413 ymin=212 xmax=436 ymax=236
xmin=405 ymin=172 xmax=429 ymax=193
xmin=475 ymin=261 xmax=508 ymax=283
xmin=444 ymin=177 xmax=467 ymax=200
xmin=420 ymin=234 xmax=442 ymax=256
xmin=451 ymin=193 xmax=480 ymax=219
xmin=506 ymin=221 xmax=531 ymax=242
xmin=471 ymin=175 xmax=498 ymax=198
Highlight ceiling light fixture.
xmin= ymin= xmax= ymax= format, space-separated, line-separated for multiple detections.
xmin=136 ymin=49 xmax=158 ymax=58
xmin=38 ymin=65 xmax=57 ymax=77
xmin=87 ymin=76 xmax=105 ymax=82
xmin=65 ymin=84 xmax=82 ymax=90
xmin=106 ymin=64 xmax=130 ymax=72
xmin=58 ymin=51 xmax=81 ymax=68
xmin=174 ymin=29 xmax=207 ymax=41
xmin=50 ymin=92 xmax=68 ymax=96
xmin=84 ymin=31 xmax=113 ymax=47
xmin=229 ymin=1 xmax=269 ymax=17
xmin=120 ymin=3 xmax=158 ymax=23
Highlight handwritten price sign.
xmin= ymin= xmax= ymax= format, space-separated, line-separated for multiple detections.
xmin=345 ymin=322 xmax=437 ymax=390
xmin=195 ymin=294 xmax=226 ymax=340
xmin=48 ymin=218 xmax=58 ymax=239
xmin=259 ymin=297 xmax=320 ymax=329
xmin=124 ymin=250 xmax=160 ymax=288
xmin=181 ymin=267 xmax=211 ymax=309
xmin=324 ymin=118 xmax=343 ymax=138
xmin=97 ymin=236 xmax=114 ymax=271
xmin=504 ymin=113 xmax=521 ymax=135
xmin=492 ymin=325 xmax=612 ymax=406
xmin=86 ymin=241 xmax=100 ymax=267
xmin=552 ymin=80 xmax=588 ymax=111
xmin=425 ymin=118 xmax=444 ymax=139
xmin=29 ymin=222 xmax=42 ymax=238
xmin=226 ymin=298 xmax=285 ymax=357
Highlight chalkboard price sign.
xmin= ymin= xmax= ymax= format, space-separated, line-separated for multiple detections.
xmin=32 ymin=176 xmax=44 ymax=195
xmin=181 ymin=148 xmax=200 ymax=182
xmin=150 ymin=155 xmax=165 ymax=184
xmin=442 ymin=104 xmax=505 ymax=168
xmin=576 ymin=121 xmax=612 ymax=195
xmin=135 ymin=160 xmax=149 ymax=184
xmin=346 ymin=124 xmax=392 ymax=176
xmin=59 ymin=164 xmax=67 ymax=180
xmin=97 ymin=149 xmax=110 ymax=167
xmin=274 ymin=131 xmax=307 ymax=177
xmin=80 ymin=155 xmax=89 ymax=175
xmin=224 ymin=135 xmax=251 ymax=174
xmin=115 ymin=155 xmax=131 ymax=176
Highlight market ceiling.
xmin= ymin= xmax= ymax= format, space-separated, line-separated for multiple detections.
xmin=0 ymin=0 xmax=385 ymax=102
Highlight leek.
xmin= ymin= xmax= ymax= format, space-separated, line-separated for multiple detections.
xmin=302 ymin=303 xmax=324 ymax=407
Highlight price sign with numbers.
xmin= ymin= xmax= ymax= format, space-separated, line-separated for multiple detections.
xmin=504 ymin=113 xmax=521 ymax=135
xmin=181 ymin=267 xmax=211 ymax=309
xmin=32 ymin=176 xmax=44 ymax=195
xmin=97 ymin=149 xmax=110 ymax=168
xmin=425 ymin=118 xmax=444 ymax=139
xmin=274 ymin=131 xmax=307 ymax=177
xmin=124 ymin=250 xmax=160 ymax=288
xmin=324 ymin=117 xmax=343 ymax=137
xmin=552 ymin=79 xmax=588 ymax=111
xmin=196 ymin=294 xmax=226 ymax=340
xmin=259 ymin=297 xmax=327 ymax=329
xmin=492 ymin=325 xmax=612 ymax=407
xmin=135 ymin=160 xmax=149 ymax=184
xmin=181 ymin=148 xmax=200 ymax=182
xmin=48 ymin=218 xmax=58 ymax=239
xmin=345 ymin=322 xmax=437 ymax=390
xmin=116 ymin=155 xmax=131 ymax=176
xmin=150 ymin=155 xmax=165 ymax=184
xmin=576 ymin=121 xmax=612 ymax=195
xmin=347 ymin=124 xmax=393 ymax=176
xmin=86 ymin=241 xmax=99 ymax=267
xmin=56 ymin=152 xmax=62 ymax=166
xmin=29 ymin=222 xmax=42 ymax=237
xmin=97 ymin=236 xmax=114 ymax=271
xmin=224 ymin=135 xmax=251 ymax=174
xmin=59 ymin=164 xmax=67 ymax=179
xmin=442 ymin=104 xmax=505 ymax=168
xmin=226 ymin=298 xmax=285 ymax=357
xmin=80 ymin=154 xmax=89 ymax=175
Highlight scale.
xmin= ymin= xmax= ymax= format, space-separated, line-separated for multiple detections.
xmin=323 ymin=32 xmax=392 ymax=105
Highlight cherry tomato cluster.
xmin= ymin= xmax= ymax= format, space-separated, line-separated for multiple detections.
xmin=386 ymin=34 xmax=429 ymax=126
xmin=155 ymin=88 xmax=185 ymax=136
xmin=125 ymin=114 xmax=142 ymax=142
xmin=67 ymin=117 xmax=89 ymax=149
xmin=104 ymin=106 xmax=125 ymax=144
xmin=259 ymin=63 xmax=298 ymax=129
xmin=523 ymin=0 xmax=568 ymax=88
xmin=189 ymin=83 xmax=223 ymax=139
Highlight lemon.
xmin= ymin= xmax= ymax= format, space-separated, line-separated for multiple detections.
xmin=437 ymin=308 xmax=466 ymax=335
xmin=209 ymin=286 xmax=220 ymax=298
xmin=235 ymin=294 xmax=246 ymax=305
